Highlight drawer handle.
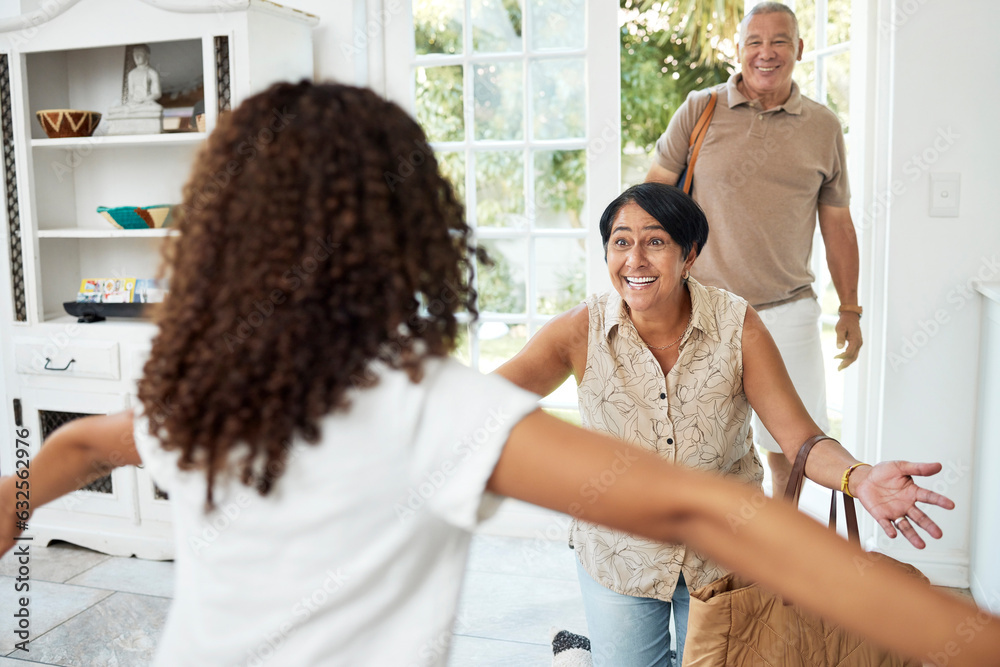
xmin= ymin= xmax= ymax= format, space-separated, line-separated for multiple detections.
xmin=44 ymin=357 xmax=76 ymax=372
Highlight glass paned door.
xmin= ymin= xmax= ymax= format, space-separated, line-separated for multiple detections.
xmin=386 ymin=0 xmax=619 ymax=412
xmin=744 ymin=0 xmax=853 ymax=439
xmin=789 ymin=0 xmax=852 ymax=439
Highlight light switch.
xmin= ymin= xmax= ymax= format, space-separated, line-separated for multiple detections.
xmin=930 ymin=173 xmax=960 ymax=217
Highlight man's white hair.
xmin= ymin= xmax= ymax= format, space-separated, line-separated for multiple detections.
xmin=739 ymin=2 xmax=800 ymax=42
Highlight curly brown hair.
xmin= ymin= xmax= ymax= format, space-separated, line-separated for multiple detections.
xmin=137 ymin=81 xmax=484 ymax=509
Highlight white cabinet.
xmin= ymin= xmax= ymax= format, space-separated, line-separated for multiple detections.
xmin=972 ymin=282 xmax=1000 ymax=613
xmin=14 ymin=336 xmax=120 ymax=380
xmin=0 ymin=0 xmax=317 ymax=559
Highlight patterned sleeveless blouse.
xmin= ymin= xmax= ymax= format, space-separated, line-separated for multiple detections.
xmin=573 ymin=277 xmax=764 ymax=601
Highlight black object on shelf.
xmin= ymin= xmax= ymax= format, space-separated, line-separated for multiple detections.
xmin=63 ymin=301 xmax=150 ymax=323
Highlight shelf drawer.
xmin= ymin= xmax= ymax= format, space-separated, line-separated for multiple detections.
xmin=14 ymin=337 xmax=121 ymax=380
xmin=125 ymin=344 xmax=152 ymax=381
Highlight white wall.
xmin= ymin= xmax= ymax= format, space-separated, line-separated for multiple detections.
xmin=867 ymin=0 xmax=1000 ymax=592
xmin=269 ymin=0 xmax=379 ymax=88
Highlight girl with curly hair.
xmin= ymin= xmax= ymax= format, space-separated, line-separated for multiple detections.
xmin=1 ymin=81 xmax=998 ymax=666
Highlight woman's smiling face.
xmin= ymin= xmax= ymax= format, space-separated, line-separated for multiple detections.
xmin=606 ymin=202 xmax=695 ymax=314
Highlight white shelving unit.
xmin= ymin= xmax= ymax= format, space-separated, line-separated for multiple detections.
xmin=0 ymin=0 xmax=317 ymax=559
xmin=32 ymin=133 xmax=207 ymax=149
xmin=38 ymin=229 xmax=178 ymax=238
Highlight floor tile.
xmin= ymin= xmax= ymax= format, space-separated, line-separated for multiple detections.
xmin=0 ymin=542 xmax=110 ymax=584
xmin=65 ymin=557 xmax=174 ymax=599
xmin=22 ymin=592 xmax=169 ymax=667
xmin=466 ymin=534 xmax=578 ymax=582
xmin=0 ymin=578 xmax=112 ymax=655
xmin=0 ymin=658 xmax=53 ymax=665
xmin=453 ymin=570 xmax=588 ymax=646
xmin=448 ymin=634 xmax=552 ymax=666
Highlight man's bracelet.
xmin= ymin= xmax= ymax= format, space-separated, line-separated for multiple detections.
xmin=838 ymin=304 xmax=863 ymax=319
xmin=841 ymin=462 xmax=871 ymax=498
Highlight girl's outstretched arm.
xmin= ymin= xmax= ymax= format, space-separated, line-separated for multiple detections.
xmin=0 ymin=411 xmax=139 ymax=555
xmin=488 ymin=409 xmax=1000 ymax=667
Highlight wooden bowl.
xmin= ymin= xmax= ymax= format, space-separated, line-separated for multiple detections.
xmin=35 ymin=109 xmax=102 ymax=139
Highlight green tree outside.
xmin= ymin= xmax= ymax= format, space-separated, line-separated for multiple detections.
xmin=620 ymin=0 xmax=742 ymax=185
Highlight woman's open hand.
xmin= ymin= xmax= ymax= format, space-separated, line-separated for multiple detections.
xmin=851 ymin=461 xmax=956 ymax=549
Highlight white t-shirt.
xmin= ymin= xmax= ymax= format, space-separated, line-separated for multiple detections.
xmin=133 ymin=358 xmax=540 ymax=667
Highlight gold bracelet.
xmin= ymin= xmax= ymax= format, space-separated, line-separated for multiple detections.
xmin=841 ymin=462 xmax=871 ymax=498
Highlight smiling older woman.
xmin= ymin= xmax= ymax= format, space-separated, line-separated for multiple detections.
xmin=495 ymin=182 xmax=955 ymax=667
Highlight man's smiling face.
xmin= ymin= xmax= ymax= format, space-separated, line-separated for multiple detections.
xmin=738 ymin=11 xmax=804 ymax=103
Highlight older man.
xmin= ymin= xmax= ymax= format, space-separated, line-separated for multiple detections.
xmin=646 ymin=1 xmax=862 ymax=496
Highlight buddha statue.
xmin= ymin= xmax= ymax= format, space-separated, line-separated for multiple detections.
xmin=106 ymin=44 xmax=164 ymax=135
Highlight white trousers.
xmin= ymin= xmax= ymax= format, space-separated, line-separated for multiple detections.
xmin=753 ymin=297 xmax=829 ymax=453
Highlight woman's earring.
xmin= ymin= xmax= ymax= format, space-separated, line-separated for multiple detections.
xmin=683 ymin=270 xmax=691 ymax=281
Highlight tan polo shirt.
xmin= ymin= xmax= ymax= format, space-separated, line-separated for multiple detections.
xmin=655 ymin=74 xmax=850 ymax=310
xmin=573 ymin=278 xmax=764 ymax=601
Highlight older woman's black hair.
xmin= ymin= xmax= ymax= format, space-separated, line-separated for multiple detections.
xmin=599 ymin=182 xmax=709 ymax=259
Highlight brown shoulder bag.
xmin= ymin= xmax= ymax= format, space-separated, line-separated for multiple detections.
xmin=682 ymin=435 xmax=928 ymax=667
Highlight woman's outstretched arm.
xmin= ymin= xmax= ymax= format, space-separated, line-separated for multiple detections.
xmin=741 ymin=306 xmax=954 ymax=547
xmin=488 ymin=409 xmax=1000 ymax=667
xmin=493 ymin=303 xmax=588 ymax=397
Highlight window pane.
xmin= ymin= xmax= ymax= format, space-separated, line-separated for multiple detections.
xmin=477 ymin=321 xmax=527 ymax=372
xmin=533 ymin=149 xmax=585 ymax=229
xmin=531 ymin=58 xmax=585 ymax=140
xmin=475 ymin=150 xmax=525 ymax=228
xmin=827 ymin=0 xmax=851 ymax=45
xmin=452 ymin=323 xmax=471 ymax=366
xmin=824 ymin=51 xmax=850 ymax=132
xmin=473 ymin=0 xmax=523 ymax=53
xmin=414 ymin=0 xmax=464 ymax=55
xmin=477 ymin=238 xmax=527 ymax=314
xmin=544 ymin=406 xmax=582 ymax=426
xmin=546 ymin=375 xmax=580 ymax=409
xmin=437 ymin=151 xmax=467 ymax=204
xmin=794 ymin=59 xmax=816 ymax=100
xmin=529 ymin=0 xmax=585 ymax=50
xmin=474 ymin=61 xmax=524 ymax=140
xmin=796 ymin=0 xmax=817 ymax=51
xmin=416 ymin=66 xmax=465 ymax=142
xmin=534 ymin=237 xmax=586 ymax=315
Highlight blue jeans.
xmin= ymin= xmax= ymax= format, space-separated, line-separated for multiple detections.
xmin=576 ymin=560 xmax=689 ymax=667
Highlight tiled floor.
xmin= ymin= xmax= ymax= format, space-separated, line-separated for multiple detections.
xmin=0 ymin=531 xmax=585 ymax=666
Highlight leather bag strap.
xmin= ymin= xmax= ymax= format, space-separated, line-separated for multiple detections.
xmin=782 ymin=434 xmax=829 ymax=504
xmin=782 ymin=434 xmax=862 ymax=546
xmin=682 ymin=90 xmax=718 ymax=194
xmin=844 ymin=491 xmax=861 ymax=544
xmin=828 ymin=490 xmax=861 ymax=544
